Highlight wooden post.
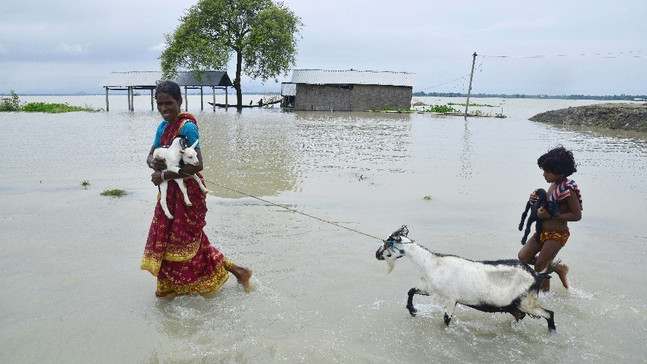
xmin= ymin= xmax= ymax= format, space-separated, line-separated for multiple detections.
xmin=212 ymin=86 xmax=216 ymax=112
xmin=464 ymin=52 xmax=477 ymax=121
xmin=105 ymin=87 xmax=109 ymax=112
xmin=128 ymin=87 xmax=133 ymax=112
xmin=200 ymin=86 xmax=204 ymax=111
xmin=131 ymin=87 xmax=135 ymax=111
xmin=150 ymin=89 xmax=154 ymax=111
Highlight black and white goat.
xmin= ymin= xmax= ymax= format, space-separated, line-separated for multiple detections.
xmin=518 ymin=188 xmax=559 ymax=244
xmin=375 ymin=226 xmax=556 ymax=331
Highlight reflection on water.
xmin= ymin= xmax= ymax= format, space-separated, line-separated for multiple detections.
xmin=197 ymin=110 xmax=412 ymax=198
xmin=198 ymin=111 xmax=299 ymax=198
xmin=458 ymin=120 xmax=473 ymax=194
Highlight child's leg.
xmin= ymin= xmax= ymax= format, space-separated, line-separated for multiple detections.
xmin=535 ymin=240 xmax=567 ymax=291
xmin=518 ymin=234 xmax=541 ymax=263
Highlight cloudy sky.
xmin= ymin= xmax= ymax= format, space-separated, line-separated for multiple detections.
xmin=1 ymin=0 xmax=645 ymax=95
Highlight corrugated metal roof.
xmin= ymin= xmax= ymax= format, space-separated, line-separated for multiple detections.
xmin=100 ymin=71 xmax=232 ymax=88
xmin=290 ymin=69 xmax=415 ymax=87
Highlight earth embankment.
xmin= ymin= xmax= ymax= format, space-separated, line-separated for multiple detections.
xmin=529 ymin=103 xmax=647 ymax=133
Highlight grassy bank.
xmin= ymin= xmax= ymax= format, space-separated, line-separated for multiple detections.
xmin=1 ymin=90 xmax=102 ymax=113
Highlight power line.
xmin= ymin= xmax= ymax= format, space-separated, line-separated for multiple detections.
xmin=481 ymin=50 xmax=645 ymax=59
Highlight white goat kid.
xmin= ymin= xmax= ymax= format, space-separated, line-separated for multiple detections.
xmin=152 ymin=137 xmax=209 ymax=219
xmin=375 ymin=226 xmax=556 ymax=332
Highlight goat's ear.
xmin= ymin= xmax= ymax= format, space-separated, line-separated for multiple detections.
xmin=179 ymin=149 xmax=185 ymax=154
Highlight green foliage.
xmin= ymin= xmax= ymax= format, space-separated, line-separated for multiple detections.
xmin=21 ymin=102 xmax=101 ymax=113
xmin=161 ymin=0 xmax=302 ymax=109
xmin=100 ymin=189 xmax=127 ymax=197
xmin=1 ymin=91 xmax=102 ymax=113
xmin=81 ymin=180 xmax=91 ymax=189
xmin=427 ymin=104 xmax=460 ymax=113
xmin=0 ymin=90 xmax=21 ymax=111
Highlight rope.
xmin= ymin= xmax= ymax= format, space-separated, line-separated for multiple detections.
xmin=200 ymin=177 xmax=385 ymax=242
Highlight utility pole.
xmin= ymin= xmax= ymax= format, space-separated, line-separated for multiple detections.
xmin=464 ymin=52 xmax=477 ymax=121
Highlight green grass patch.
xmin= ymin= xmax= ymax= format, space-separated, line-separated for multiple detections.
xmin=22 ymin=102 xmax=101 ymax=113
xmin=1 ymin=91 xmax=102 ymax=113
xmin=100 ymin=189 xmax=127 ymax=197
xmin=426 ymin=104 xmax=461 ymax=113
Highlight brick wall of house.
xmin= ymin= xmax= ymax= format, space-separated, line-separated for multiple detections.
xmin=293 ymin=84 xmax=412 ymax=111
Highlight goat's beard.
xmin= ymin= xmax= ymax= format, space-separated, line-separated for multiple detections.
xmin=386 ymin=259 xmax=397 ymax=274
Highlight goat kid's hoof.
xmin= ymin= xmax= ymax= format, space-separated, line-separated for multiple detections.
xmin=407 ymin=307 xmax=417 ymax=317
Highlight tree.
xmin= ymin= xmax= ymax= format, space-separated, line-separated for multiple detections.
xmin=160 ymin=0 xmax=302 ymax=110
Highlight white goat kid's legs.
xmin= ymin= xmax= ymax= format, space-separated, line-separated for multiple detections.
xmin=158 ymin=182 xmax=173 ymax=219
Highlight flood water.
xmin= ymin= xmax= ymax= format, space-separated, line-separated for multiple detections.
xmin=1 ymin=95 xmax=646 ymax=363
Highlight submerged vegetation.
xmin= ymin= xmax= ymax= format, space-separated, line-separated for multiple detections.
xmin=0 ymin=91 xmax=21 ymax=111
xmin=0 ymin=91 xmax=102 ymax=113
xmin=372 ymin=102 xmax=506 ymax=118
xmin=100 ymin=189 xmax=127 ymax=197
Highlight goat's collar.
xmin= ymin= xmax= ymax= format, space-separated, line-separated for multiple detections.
xmin=384 ymin=236 xmax=413 ymax=254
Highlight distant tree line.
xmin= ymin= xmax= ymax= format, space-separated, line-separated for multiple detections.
xmin=413 ymin=91 xmax=647 ymax=101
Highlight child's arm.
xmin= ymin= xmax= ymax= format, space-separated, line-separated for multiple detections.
xmin=542 ymin=193 xmax=581 ymax=222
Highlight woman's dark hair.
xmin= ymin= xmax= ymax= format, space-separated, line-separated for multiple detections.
xmin=537 ymin=145 xmax=577 ymax=177
xmin=155 ymin=80 xmax=182 ymax=101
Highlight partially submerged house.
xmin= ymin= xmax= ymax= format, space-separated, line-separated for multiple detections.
xmin=100 ymin=71 xmax=232 ymax=111
xmin=281 ymin=69 xmax=415 ymax=111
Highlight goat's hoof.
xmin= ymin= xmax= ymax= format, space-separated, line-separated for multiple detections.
xmin=166 ymin=215 xmax=174 ymax=219
xmin=186 ymin=202 xmax=193 ymax=206
xmin=407 ymin=306 xmax=417 ymax=317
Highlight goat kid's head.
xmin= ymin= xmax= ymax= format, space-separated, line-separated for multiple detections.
xmin=375 ymin=225 xmax=411 ymax=274
xmin=179 ymin=139 xmax=200 ymax=166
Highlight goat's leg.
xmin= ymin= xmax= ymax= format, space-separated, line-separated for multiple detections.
xmin=521 ymin=301 xmax=556 ymax=332
xmin=192 ymin=175 xmax=210 ymax=193
xmin=175 ymin=179 xmax=193 ymax=206
xmin=526 ymin=306 xmax=556 ymax=332
xmin=443 ymin=301 xmax=457 ymax=326
xmin=407 ymin=288 xmax=425 ymax=316
xmin=510 ymin=307 xmax=527 ymax=321
xmin=546 ymin=309 xmax=556 ymax=332
xmin=518 ymin=202 xmax=531 ymax=231
xmin=158 ymin=182 xmax=174 ymax=219
xmin=535 ymin=219 xmax=544 ymax=243
xmin=521 ymin=221 xmax=533 ymax=245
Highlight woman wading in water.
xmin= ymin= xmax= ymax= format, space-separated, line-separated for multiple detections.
xmin=140 ymin=80 xmax=252 ymax=297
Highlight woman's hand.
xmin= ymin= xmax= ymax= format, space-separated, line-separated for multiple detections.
xmin=151 ymin=171 xmax=164 ymax=186
xmin=150 ymin=156 xmax=167 ymax=171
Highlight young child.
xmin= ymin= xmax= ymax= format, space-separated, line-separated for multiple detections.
xmin=518 ymin=146 xmax=582 ymax=291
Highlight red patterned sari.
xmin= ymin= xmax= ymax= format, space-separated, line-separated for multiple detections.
xmin=140 ymin=113 xmax=231 ymax=297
